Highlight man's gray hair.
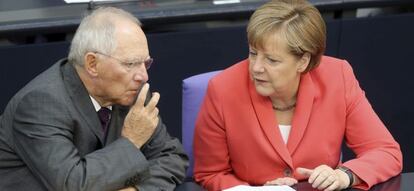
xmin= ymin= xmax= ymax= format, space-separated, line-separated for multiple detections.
xmin=68 ymin=7 xmax=141 ymax=66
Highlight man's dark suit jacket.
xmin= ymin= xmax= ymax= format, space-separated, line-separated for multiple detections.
xmin=0 ymin=59 xmax=189 ymax=191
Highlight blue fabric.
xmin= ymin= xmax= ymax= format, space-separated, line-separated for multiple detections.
xmin=182 ymin=71 xmax=221 ymax=178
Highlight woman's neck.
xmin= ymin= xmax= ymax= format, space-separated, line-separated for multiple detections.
xmin=270 ymin=77 xmax=300 ymax=108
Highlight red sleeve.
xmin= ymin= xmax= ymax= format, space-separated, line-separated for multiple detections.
xmin=340 ymin=60 xmax=403 ymax=190
xmin=193 ymin=80 xmax=249 ymax=191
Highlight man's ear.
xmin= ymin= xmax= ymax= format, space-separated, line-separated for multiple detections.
xmin=297 ymin=52 xmax=311 ymax=73
xmin=84 ymin=52 xmax=99 ymax=77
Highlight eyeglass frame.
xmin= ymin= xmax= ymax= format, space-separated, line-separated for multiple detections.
xmin=94 ymin=51 xmax=153 ymax=70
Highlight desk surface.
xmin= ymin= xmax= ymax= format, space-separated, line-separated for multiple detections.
xmin=175 ymin=172 xmax=414 ymax=191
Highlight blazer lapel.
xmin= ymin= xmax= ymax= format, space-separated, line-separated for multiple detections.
xmin=287 ymin=73 xmax=315 ymax=154
xmin=61 ymin=60 xmax=105 ymax=145
xmin=248 ymin=79 xmax=293 ymax=168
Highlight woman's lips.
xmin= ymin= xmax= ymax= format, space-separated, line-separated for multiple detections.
xmin=255 ymin=78 xmax=267 ymax=83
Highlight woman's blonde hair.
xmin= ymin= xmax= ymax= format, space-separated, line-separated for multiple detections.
xmin=247 ymin=0 xmax=326 ymax=72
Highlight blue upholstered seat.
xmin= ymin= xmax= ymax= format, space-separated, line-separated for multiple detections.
xmin=182 ymin=71 xmax=220 ymax=178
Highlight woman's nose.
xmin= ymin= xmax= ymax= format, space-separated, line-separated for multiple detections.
xmin=251 ymin=57 xmax=265 ymax=73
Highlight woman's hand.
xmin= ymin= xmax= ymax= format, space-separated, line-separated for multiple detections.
xmin=297 ymin=165 xmax=349 ymax=191
xmin=118 ymin=187 xmax=137 ymax=191
xmin=264 ymin=177 xmax=298 ymax=186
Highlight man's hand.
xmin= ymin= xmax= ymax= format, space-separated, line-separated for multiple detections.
xmin=297 ymin=165 xmax=349 ymax=191
xmin=122 ymin=83 xmax=160 ymax=148
xmin=264 ymin=177 xmax=298 ymax=186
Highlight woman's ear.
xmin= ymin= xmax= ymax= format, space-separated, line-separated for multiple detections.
xmin=84 ymin=52 xmax=99 ymax=77
xmin=297 ymin=52 xmax=311 ymax=72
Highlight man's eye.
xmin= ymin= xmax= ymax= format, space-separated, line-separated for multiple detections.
xmin=125 ymin=62 xmax=135 ymax=68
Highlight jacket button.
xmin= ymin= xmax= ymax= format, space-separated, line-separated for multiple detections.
xmin=284 ymin=168 xmax=292 ymax=177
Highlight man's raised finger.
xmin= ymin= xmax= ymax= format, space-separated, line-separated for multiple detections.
xmin=135 ymin=83 xmax=149 ymax=107
xmin=146 ymin=92 xmax=160 ymax=110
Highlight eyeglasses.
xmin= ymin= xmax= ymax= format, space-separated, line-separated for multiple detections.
xmin=95 ymin=52 xmax=153 ymax=70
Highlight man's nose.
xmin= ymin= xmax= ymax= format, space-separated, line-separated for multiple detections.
xmin=133 ymin=64 xmax=148 ymax=82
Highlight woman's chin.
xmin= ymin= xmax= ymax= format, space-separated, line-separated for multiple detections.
xmin=255 ymin=86 xmax=273 ymax=97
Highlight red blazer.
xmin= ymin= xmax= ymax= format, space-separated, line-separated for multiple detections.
xmin=193 ymin=56 xmax=402 ymax=191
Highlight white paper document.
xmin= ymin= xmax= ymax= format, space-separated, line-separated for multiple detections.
xmin=64 ymin=0 xmax=126 ymax=4
xmin=213 ymin=0 xmax=241 ymax=5
xmin=223 ymin=185 xmax=296 ymax=191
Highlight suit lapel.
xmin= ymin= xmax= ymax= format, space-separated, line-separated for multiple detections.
xmin=287 ymin=73 xmax=315 ymax=154
xmin=61 ymin=61 xmax=105 ymax=145
xmin=248 ymin=79 xmax=293 ymax=168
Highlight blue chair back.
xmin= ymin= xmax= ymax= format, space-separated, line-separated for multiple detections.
xmin=182 ymin=71 xmax=221 ymax=178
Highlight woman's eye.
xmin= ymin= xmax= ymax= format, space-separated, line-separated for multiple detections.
xmin=267 ymin=57 xmax=278 ymax=63
xmin=249 ymin=51 xmax=257 ymax=56
xmin=265 ymin=58 xmax=280 ymax=66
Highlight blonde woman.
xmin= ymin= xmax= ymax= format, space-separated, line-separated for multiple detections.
xmin=193 ymin=0 xmax=402 ymax=190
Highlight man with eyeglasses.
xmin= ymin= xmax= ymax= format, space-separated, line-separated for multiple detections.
xmin=0 ymin=7 xmax=188 ymax=191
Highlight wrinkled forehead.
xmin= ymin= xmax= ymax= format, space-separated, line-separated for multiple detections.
xmin=113 ymin=22 xmax=149 ymax=59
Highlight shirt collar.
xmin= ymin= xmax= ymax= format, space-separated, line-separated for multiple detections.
xmin=89 ymin=96 xmax=112 ymax=112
